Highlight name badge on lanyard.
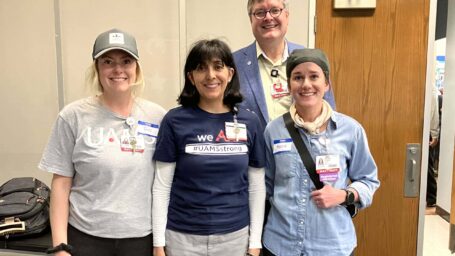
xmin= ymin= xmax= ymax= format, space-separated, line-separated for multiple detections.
xmin=120 ymin=134 xmax=145 ymax=153
xmin=270 ymin=68 xmax=289 ymax=99
xmin=225 ymin=122 xmax=247 ymax=141
xmin=271 ymin=80 xmax=290 ymax=99
xmin=316 ymin=155 xmax=341 ymax=182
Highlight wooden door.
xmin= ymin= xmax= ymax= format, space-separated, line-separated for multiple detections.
xmin=315 ymin=0 xmax=429 ymax=255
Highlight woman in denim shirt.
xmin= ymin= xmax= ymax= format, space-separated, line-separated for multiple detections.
xmin=262 ymin=49 xmax=380 ymax=256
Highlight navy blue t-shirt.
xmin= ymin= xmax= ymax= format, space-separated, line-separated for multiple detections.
xmin=153 ymin=106 xmax=265 ymax=235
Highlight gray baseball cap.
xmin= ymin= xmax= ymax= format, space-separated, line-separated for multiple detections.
xmin=92 ymin=28 xmax=139 ymax=60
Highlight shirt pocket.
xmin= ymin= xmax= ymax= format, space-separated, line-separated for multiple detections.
xmin=274 ymin=151 xmax=299 ymax=180
xmin=272 ymin=151 xmax=301 ymax=205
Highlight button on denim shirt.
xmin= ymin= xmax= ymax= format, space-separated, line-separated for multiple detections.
xmin=263 ymin=112 xmax=380 ymax=256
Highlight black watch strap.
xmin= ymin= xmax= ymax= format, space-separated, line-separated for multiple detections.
xmin=46 ymin=243 xmax=73 ymax=254
xmin=343 ymin=189 xmax=355 ymax=205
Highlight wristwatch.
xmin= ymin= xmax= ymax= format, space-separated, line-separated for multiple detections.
xmin=46 ymin=243 xmax=73 ymax=254
xmin=343 ymin=189 xmax=355 ymax=205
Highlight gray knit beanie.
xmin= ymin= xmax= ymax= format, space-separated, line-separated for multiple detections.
xmin=286 ymin=48 xmax=330 ymax=79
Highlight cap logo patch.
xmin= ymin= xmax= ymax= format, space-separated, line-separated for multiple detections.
xmin=109 ymin=33 xmax=125 ymax=45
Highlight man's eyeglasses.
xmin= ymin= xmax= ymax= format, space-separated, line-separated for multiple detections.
xmin=250 ymin=7 xmax=284 ymax=19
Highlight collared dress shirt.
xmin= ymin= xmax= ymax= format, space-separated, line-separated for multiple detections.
xmin=256 ymin=41 xmax=291 ymax=121
xmin=263 ymin=111 xmax=380 ymax=256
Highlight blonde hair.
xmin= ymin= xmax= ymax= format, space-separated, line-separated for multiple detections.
xmin=85 ymin=60 xmax=145 ymax=96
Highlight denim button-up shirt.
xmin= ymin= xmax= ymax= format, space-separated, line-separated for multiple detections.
xmin=263 ymin=112 xmax=380 ymax=256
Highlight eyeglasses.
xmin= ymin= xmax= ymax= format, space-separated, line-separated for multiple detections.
xmin=250 ymin=7 xmax=284 ymax=19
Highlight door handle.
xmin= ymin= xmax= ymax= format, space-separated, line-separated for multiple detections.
xmin=404 ymin=144 xmax=421 ymax=197
xmin=408 ymin=159 xmax=416 ymax=182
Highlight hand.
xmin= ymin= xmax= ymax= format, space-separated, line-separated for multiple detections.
xmin=247 ymin=248 xmax=261 ymax=256
xmin=153 ymin=247 xmax=166 ymax=256
xmin=310 ymin=184 xmax=345 ymax=208
xmin=429 ymin=137 xmax=438 ymax=147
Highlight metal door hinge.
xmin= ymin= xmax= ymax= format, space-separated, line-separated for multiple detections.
xmin=314 ymin=15 xmax=317 ymax=34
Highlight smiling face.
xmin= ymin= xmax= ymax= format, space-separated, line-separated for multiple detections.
xmin=289 ymin=62 xmax=329 ymax=118
xmin=96 ymin=50 xmax=137 ymax=96
xmin=187 ymin=58 xmax=234 ymax=106
xmin=249 ymin=0 xmax=289 ymax=45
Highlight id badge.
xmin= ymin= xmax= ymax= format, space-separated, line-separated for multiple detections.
xmin=316 ymin=155 xmax=341 ymax=174
xmin=316 ymin=155 xmax=341 ymax=182
xmin=225 ymin=122 xmax=247 ymax=141
xmin=120 ymin=134 xmax=145 ymax=153
xmin=271 ymin=80 xmax=289 ymax=99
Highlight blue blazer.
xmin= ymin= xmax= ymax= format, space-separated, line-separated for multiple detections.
xmin=233 ymin=41 xmax=336 ymax=129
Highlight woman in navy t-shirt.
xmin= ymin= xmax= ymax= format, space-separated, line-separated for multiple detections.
xmin=152 ymin=39 xmax=266 ymax=256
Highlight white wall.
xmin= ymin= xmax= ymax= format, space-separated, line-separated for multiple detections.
xmin=58 ymin=0 xmax=181 ymax=109
xmin=0 ymin=0 xmax=311 ymax=186
xmin=185 ymin=0 xmax=309 ymax=52
xmin=0 ymin=0 xmax=59 ymax=186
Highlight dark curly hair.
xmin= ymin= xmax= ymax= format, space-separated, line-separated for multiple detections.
xmin=178 ymin=39 xmax=243 ymax=110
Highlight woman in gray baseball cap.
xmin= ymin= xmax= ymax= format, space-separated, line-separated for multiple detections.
xmin=261 ymin=48 xmax=380 ymax=256
xmin=39 ymin=28 xmax=166 ymax=256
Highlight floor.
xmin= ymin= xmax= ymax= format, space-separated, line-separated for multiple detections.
xmin=424 ymin=206 xmax=453 ymax=255
xmin=0 ymin=208 xmax=452 ymax=255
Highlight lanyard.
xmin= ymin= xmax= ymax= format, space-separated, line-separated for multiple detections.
xmin=125 ymin=117 xmax=137 ymax=153
xmin=233 ymin=106 xmax=239 ymax=142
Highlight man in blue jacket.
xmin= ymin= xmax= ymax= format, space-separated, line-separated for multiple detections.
xmin=233 ymin=0 xmax=336 ymax=129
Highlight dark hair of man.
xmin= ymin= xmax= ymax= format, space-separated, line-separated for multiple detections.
xmin=178 ymin=39 xmax=243 ymax=110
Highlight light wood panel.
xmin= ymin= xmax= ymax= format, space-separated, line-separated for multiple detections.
xmin=316 ymin=0 xmax=429 ymax=255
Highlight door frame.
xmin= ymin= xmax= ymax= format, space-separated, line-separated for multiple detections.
xmin=418 ymin=0 xmax=438 ymax=255
xmin=443 ymin=0 xmax=455 ymax=252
